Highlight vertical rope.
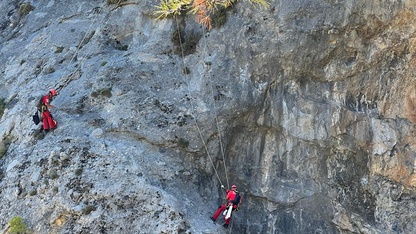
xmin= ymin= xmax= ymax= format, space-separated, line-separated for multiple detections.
xmin=201 ymin=26 xmax=230 ymax=189
xmin=55 ymin=13 xmax=99 ymax=92
xmin=197 ymin=23 xmax=235 ymax=234
xmin=56 ymin=0 xmax=124 ymax=92
xmin=175 ymin=16 xmax=224 ymax=187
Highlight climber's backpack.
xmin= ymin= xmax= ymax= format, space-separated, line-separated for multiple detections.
xmin=34 ymin=96 xmax=44 ymax=110
xmin=32 ymin=96 xmax=44 ymax=125
xmin=232 ymin=191 xmax=241 ymax=205
xmin=32 ymin=111 xmax=40 ymax=125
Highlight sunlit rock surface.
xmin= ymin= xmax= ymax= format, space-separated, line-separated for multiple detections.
xmin=1 ymin=0 xmax=416 ymax=233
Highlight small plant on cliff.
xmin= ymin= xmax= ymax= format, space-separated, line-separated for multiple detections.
xmin=18 ymin=3 xmax=35 ymax=16
xmin=91 ymin=87 xmax=112 ymax=98
xmin=0 ymin=144 xmax=6 ymax=159
xmin=54 ymin=46 xmax=64 ymax=53
xmin=154 ymin=0 xmax=269 ymax=29
xmin=0 ymin=98 xmax=6 ymax=118
xmin=0 ymin=134 xmax=13 ymax=159
xmin=9 ymin=216 xmax=28 ymax=234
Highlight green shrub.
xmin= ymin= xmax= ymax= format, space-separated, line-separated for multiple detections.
xmin=91 ymin=88 xmax=112 ymax=98
xmin=154 ymin=0 xmax=269 ymax=29
xmin=0 ymin=134 xmax=12 ymax=159
xmin=0 ymin=142 xmax=7 ymax=159
xmin=18 ymin=3 xmax=35 ymax=16
xmin=9 ymin=216 xmax=28 ymax=234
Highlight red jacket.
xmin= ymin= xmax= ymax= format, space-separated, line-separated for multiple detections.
xmin=41 ymin=95 xmax=51 ymax=112
xmin=226 ymin=190 xmax=237 ymax=202
xmin=42 ymin=95 xmax=51 ymax=105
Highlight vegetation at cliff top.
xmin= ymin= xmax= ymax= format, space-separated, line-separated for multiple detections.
xmin=155 ymin=0 xmax=269 ymax=29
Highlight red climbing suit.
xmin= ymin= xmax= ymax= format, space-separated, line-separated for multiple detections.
xmin=41 ymin=94 xmax=57 ymax=130
xmin=212 ymin=188 xmax=238 ymax=225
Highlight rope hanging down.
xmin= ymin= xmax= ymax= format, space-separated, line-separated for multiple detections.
xmin=175 ymin=16 xmax=229 ymax=188
xmin=174 ymin=17 xmax=221 ymax=183
xmin=201 ymin=26 xmax=230 ymax=189
xmin=54 ymin=0 xmax=124 ymax=93
xmin=200 ymin=26 xmax=236 ymax=234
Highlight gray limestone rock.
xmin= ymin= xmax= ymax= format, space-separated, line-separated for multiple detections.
xmin=1 ymin=0 xmax=416 ymax=233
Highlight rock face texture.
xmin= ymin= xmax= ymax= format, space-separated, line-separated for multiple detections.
xmin=1 ymin=0 xmax=416 ymax=233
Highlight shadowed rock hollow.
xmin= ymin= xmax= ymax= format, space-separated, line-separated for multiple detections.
xmin=1 ymin=0 xmax=416 ymax=233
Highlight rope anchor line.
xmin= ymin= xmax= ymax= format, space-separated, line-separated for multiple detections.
xmin=174 ymin=16 xmax=229 ymax=189
xmin=54 ymin=0 xmax=125 ymax=92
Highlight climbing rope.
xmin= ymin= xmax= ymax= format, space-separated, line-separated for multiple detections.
xmin=53 ymin=13 xmax=98 ymax=93
xmin=54 ymin=0 xmax=124 ymax=93
xmin=174 ymin=17 xmax=242 ymax=234
xmin=174 ymin=16 xmax=228 ymax=188
xmin=200 ymin=25 xmax=241 ymax=234
xmin=175 ymin=20 xmax=239 ymax=234
xmin=201 ymin=26 xmax=230 ymax=189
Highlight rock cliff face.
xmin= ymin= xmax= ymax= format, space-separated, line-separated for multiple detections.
xmin=1 ymin=0 xmax=416 ymax=233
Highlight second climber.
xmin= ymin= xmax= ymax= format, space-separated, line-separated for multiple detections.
xmin=211 ymin=184 xmax=241 ymax=228
xmin=40 ymin=89 xmax=58 ymax=131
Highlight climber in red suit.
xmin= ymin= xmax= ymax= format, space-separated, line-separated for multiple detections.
xmin=40 ymin=89 xmax=58 ymax=131
xmin=211 ymin=184 xmax=240 ymax=228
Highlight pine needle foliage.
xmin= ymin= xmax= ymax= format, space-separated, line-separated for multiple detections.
xmin=155 ymin=0 xmax=270 ymax=29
